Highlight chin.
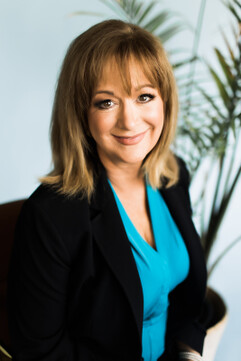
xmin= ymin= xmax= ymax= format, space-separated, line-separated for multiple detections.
xmin=114 ymin=151 xmax=148 ymax=166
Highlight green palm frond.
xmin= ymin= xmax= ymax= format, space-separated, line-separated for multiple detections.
xmin=68 ymin=11 xmax=104 ymax=17
xmin=227 ymin=0 xmax=241 ymax=21
xmin=208 ymin=234 xmax=241 ymax=276
xmin=192 ymin=0 xmax=241 ymax=262
xmin=214 ymin=48 xmax=236 ymax=91
xmin=220 ymin=29 xmax=236 ymax=62
xmin=208 ymin=65 xmax=231 ymax=108
xmin=99 ymin=0 xmax=128 ymax=18
xmin=157 ymin=24 xmax=183 ymax=43
xmin=142 ymin=11 xmax=170 ymax=32
xmin=103 ymin=0 xmax=183 ymax=40
xmin=197 ymin=87 xmax=226 ymax=119
xmin=135 ymin=1 xmax=156 ymax=24
xmin=72 ymin=0 xmax=183 ymax=46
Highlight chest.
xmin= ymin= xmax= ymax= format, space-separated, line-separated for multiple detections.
xmin=66 ymin=178 xmax=207 ymax=359
xmin=110 ymin=185 xmax=155 ymax=249
xmin=124 ymin=204 xmax=155 ymax=249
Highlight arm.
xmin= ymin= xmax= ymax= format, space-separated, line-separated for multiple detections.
xmin=171 ymin=157 xmax=207 ymax=357
xmin=7 ymin=198 xmax=89 ymax=361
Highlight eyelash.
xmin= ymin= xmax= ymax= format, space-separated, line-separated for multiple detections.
xmin=94 ymin=99 xmax=114 ymax=110
xmin=93 ymin=93 xmax=156 ymax=110
xmin=138 ymin=93 xmax=155 ymax=102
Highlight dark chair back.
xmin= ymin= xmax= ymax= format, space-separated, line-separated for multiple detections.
xmin=0 ymin=199 xmax=25 ymax=357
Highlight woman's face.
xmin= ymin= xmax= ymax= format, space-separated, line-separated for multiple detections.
xmin=88 ymin=59 xmax=164 ymax=170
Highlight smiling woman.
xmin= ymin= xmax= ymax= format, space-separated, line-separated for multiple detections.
xmin=39 ymin=19 xmax=179 ymax=199
xmin=88 ymin=59 xmax=164 ymax=169
xmin=7 ymin=19 xmax=207 ymax=361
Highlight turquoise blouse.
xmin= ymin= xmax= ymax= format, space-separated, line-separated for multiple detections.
xmin=109 ymin=181 xmax=190 ymax=361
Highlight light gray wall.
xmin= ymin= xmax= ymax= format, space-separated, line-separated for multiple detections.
xmin=1 ymin=0 xmax=240 ymax=359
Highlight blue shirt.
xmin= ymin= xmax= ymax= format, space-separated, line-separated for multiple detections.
xmin=109 ymin=181 xmax=190 ymax=361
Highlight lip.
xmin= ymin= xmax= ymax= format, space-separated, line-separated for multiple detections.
xmin=112 ymin=130 xmax=148 ymax=145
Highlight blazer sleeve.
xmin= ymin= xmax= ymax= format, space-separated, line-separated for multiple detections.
xmin=7 ymin=198 xmax=92 ymax=361
xmin=167 ymin=158 xmax=207 ymax=356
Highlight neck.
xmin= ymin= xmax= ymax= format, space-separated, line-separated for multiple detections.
xmin=99 ymin=157 xmax=145 ymax=192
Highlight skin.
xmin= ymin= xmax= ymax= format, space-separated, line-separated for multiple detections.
xmin=88 ymin=58 xmax=201 ymax=358
xmin=88 ymin=58 xmax=164 ymax=247
xmin=88 ymin=59 xmax=164 ymax=175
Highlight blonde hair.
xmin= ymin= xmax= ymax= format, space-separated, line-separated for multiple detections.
xmin=41 ymin=19 xmax=179 ymax=200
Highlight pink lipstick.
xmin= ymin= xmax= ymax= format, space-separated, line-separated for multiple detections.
xmin=113 ymin=130 xmax=148 ymax=145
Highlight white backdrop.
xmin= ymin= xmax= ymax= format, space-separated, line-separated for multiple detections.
xmin=1 ymin=0 xmax=240 ymax=360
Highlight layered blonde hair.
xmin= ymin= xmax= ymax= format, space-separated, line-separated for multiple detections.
xmin=41 ymin=19 xmax=179 ymax=200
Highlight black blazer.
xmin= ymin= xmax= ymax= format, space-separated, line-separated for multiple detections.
xmin=8 ymin=161 xmax=207 ymax=361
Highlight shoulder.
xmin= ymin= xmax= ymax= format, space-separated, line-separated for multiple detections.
xmin=26 ymin=183 xmax=90 ymax=226
xmin=176 ymin=156 xmax=190 ymax=190
xmin=164 ymin=156 xmax=192 ymax=215
xmin=17 ymin=184 xmax=91 ymax=262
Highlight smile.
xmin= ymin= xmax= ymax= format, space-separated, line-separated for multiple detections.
xmin=112 ymin=130 xmax=148 ymax=145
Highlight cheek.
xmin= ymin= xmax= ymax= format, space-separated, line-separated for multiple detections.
xmin=148 ymin=106 xmax=165 ymax=144
xmin=150 ymin=110 xmax=164 ymax=132
xmin=147 ymin=100 xmax=164 ymax=126
xmin=88 ymin=112 xmax=102 ymax=137
xmin=88 ymin=112 xmax=113 ymax=141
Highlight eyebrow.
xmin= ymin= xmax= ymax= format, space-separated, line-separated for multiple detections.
xmin=135 ymin=83 xmax=155 ymax=91
xmin=94 ymin=84 xmax=155 ymax=96
xmin=94 ymin=90 xmax=115 ymax=96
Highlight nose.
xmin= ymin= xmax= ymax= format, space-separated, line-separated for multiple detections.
xmin=117 ymin=100 xmax=139 ymax=130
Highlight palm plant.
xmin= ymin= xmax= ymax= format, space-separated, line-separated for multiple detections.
xmin=83 ymin=0 xmax=184 ymax=44
xmin=73 ymin=0 xmax=241 ymax=275
xmin=190 ymin=0 xmax=241 ymax=274
xmin=175 ymin=0 xmax=241 ymax=272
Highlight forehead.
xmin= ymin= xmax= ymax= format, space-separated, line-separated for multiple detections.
xmin=95 ymin=57 xmax=156 ymax=94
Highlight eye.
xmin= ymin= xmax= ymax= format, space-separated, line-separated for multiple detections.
xmin=94 ymin=99 xmax=114 ymax=109
xmin=138 ymin=93 xmax=155 ymax=103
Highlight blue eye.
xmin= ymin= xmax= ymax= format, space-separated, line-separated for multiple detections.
xmin=94 ymin=99 xmax=113 ymax=109
xmin=138 ymin=94 xmax=155 ymax=102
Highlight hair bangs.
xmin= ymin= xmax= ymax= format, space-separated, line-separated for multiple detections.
xmin=85 ymin=30 xmax=169 ymax=99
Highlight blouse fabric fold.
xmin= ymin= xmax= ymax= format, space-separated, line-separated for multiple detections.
xmin=109 ymin=182 xmax=190 ymax=361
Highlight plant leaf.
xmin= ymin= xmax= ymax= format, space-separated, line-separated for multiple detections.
xmin=197 ymin=88 xmax=226 ymax=120
xmin=208 ymin=234 xmax=241 ymax=277
xmin=172 ymin=56 xmax=197 ymax=69
xmin=131 ymin=1 xmax=144 ymax=19
xmin=157 ymin=24 xmax=182 ymax=43
xmin=233 ymin=0 xmax=241 ymax=7
xmin=220 ymin=28 xmax=236 ymax=63
xmin=208 ymin=65 xmax=230 ymax=108
xmin=136 ymin=1 xmax=156 ymax=25
xmin=227 ymin=1 xmax=241 ymax=23
xmin=68 ymin=11 xmax=104 ymax=17
xmin=99 ymin=0 xmax=129 ymax=19
xmin=122 ymin=0 xmax=133 ymax=17
xmin=142 ymin=11 xmax=170 ymax=33
xmin=214 ymin=48 xmax=235 ymax=91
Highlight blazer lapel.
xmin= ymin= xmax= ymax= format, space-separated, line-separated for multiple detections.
xmin=160 ymin=185 xmax=196 ymax=249
xmin=160 ymin=184 xmax=207 ymax=283
xmin=89 ymin=171 xmax=143 ymax=346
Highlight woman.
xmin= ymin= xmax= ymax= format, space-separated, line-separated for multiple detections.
xmin=8 ymin=19 xmax=207 ymax=361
